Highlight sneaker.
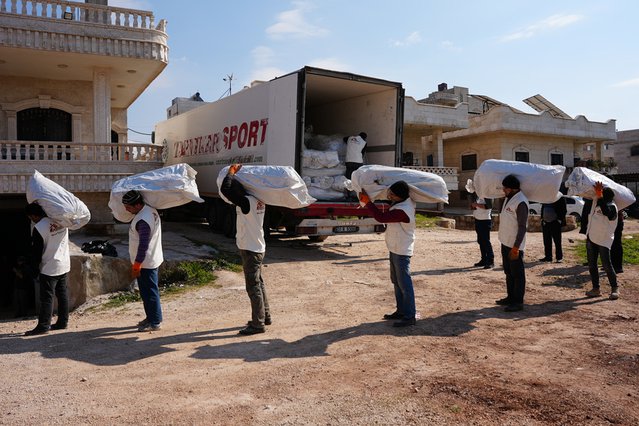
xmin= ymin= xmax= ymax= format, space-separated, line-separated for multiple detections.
xmin=609 ymin=288 xmax=620 ymax=300
xmin=495 ymin=297 xmax=511 ymax=306
xmin=137 ymin=318 xmax=149 ymax=327
xmin=238 ymin=325 xmax=265 ymax=335
xmin=24 ymin=326 xmax=50 ymax=336
xmin=246 ymin=317 xmax=272 ymax=327
xmin=483 ymin=263 xmax=494 ymax=269
xmin=138 ymin=323 xmax=161 ymax=332
xmin=555 ymin=259 xmax=564 ymax=263
xmin=585 ymin=288 xmax=602 ymax=298
xmin=383 ymin=311 xmax=403 ymax=320
xmin=392 ymin=318 xmax=416 ymax=327
xmin=50 ymin=323 xmax=67 ymax=330
xmin=539 ymin=257 xmax=552 ymax=262
xmin=504 ymin=304 xmax=523 ymax=312
xmin=473 ymin=261 xmax=485 ymax=267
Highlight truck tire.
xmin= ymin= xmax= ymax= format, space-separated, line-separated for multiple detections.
xmin=308 ymin=235 xmax=328 ymax=242
xmin=206 ymin=203 xmax=218 ymax=231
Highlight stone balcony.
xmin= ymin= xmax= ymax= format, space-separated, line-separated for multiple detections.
xmin=0 ymin=0 xmax=168 ymax=108
xmin=0 ymin=141 xmax=163 ymax=193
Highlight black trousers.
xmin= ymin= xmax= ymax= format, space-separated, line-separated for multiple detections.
xmin=610 ymin=221 xmax=624 ymax=272
xmin=474 ymin=219 xmax=494 ymax=264
xmin=38 ymin=273 xmax=69 ymax=328
xmin=541 ymin=220 xmax=563 ymax=260
xmin=501 ymin=244 xmax=526 ymax=304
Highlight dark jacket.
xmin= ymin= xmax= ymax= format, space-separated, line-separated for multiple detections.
xmin=541 ymin=197 xmax=567 ymax=224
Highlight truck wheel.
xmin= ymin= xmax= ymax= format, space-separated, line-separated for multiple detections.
xmin=308 ymin=235 xmax=328 ymax=242
xmin=206 ymin=204 xmax=217 ymax=231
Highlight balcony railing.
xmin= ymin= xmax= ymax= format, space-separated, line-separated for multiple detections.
xmin=404 ymin=165 xmax=459 ymax=191
xmin=0 ymin=172 xmax=133 ymax=193
xmin=0 ymin=141 xmax=162 ymax=163
xmin=0 ymin=0 xmax=165 ymax=31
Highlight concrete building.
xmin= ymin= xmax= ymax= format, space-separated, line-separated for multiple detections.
xmin=615 ymin=129 xmax=639 ymax=174
xmin=0 ymin=0 xmax=168 ymax=221
xmin=0 ymin=0 xmax=168 ymax=316
xmin=406 ymin=85 xmax=616 ymax=206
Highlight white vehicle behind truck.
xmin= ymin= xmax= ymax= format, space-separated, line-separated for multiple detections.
xmin=156 ymin=66 xmax=404 ymax=240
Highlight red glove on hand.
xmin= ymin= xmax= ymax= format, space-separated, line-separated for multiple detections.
xmin=131 ymin=262 xmax=142 ymax=278
xmin=228 ymin=163 xmax=242 ymax=175
xmin=358 ymin=192 xmax=370 ymax=205
xmin=509 ymin=247 xmax=520 ymax=261
xmin=593 ymin=181 xmax=604 ymax=198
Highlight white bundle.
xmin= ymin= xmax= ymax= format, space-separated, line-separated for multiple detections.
xmin=309 ymin=175 xmax=334 ymax=190
xmin=473 ymin=159 xmax=564 ymax=203
xmin=301 ymin=165 xmax=347 ymax=177
xmin=109 ymin=163 xmax=204 ymax=223
xmin=301 ymin=149 xmax=340 ymax=169
xmin=565 ymin=167 xmax=636 ymax=209
xmin=217 ymin=165 xmax=316 ymax=209
xmin=308 ymin=187 xmax=346 ymax=201
xmin=26 ymin=171 xmax=91 ymax=230
xmin=305 ymin=134 xmax=346 ymax=160
xmin=349 ymin=165 xmax=449 ymax=204
xmin=331 ymin=175 xmax=349 ymax=191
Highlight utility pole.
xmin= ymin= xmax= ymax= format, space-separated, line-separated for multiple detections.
xmin=223 ymin=73 xmax=234 ymax=96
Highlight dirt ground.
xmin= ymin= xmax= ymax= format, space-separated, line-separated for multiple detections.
xmin=1 ymin=219 xmax=638 ymax=425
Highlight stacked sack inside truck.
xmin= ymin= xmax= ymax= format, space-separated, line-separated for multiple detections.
xmin=108 ymin=163 xmax=204 ymax=223
xmin=473 ymin=159 xmax=565 ymax=203
xmin=217 ymin=165 xmax=316 ymax=209
xmin=348 ymin=165 xmax=449 ymax=204
xmin=27 ymin=170 xmax=91 ymax=230
xmin=565 ymin=167 xmax=636 ymax=209
xmin=301 ymin=131 xmax=349 ymax=200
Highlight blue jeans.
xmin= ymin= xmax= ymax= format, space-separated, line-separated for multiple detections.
xmin=389 ymin=252 xmax=416 ymax=320
xmin=138 ymin=268 xmax=162 ymax=325
xmin=586 ymin=238 xmax=617 ymax=289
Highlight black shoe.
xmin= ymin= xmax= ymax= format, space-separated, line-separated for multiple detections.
xmin=239 ymin=325 xmax=265 ymax=335
xmin=383 ymin=311 xmax=403 ymax=320
xmin=51 ymin=323 xmax=67 ymax=330
xmin=539 ymin=257 xmax=552 ymax=262
xmin=483 ymin=263 xmax=494 ymax=269
xmin=392 ymin=318 xmax=416 ymax=327
xmin=614 ymin=268 xmax=623 ymax=274
xmin=473 ymin=261 xmax=485 ymax=267
xmin=24 ymin=326 xmax=50 ymax=336
xmin=495 ymin=297 xmax=511 ymax=306
xmin=247 ymin=317 xmax=272 ymax=327
xmin=504 ymin=304 xmax=523 ymax=312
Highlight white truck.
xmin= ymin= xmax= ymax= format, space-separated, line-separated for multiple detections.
xmin=156 ymin=66 xmax=405 ymax=240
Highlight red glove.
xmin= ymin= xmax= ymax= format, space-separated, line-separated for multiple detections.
xmin=509 ymin=247 xmax=520 ymax=261
xmin=593 ymin=181 xmax=604 ymax=198
xmin=132 ymin=262 xmax=142 ymax=278
xmin=358 ymin=192 xmax=370 ymax=205
xmin=228 ymin=163 xmax=242 ymax=175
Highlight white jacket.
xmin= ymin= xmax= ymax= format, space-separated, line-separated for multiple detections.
xmin=236 ymin=195 xmax=266 ymax=253
xmin=586 ymin=202 xmax=618 ymax=249
xmin=385 ymin=198 xmax=416 ymax=256
xmin=498 ymin=191 xmax=529 ymax=250
xmin=129 ymin=205 xmax=164 ymax=268
xmin=346 ymin=136 xmax=366 ymax=163
xmin=34 ymin=218 xmax=70 ymax=276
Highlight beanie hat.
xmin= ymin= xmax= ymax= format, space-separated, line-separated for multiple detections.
xmin=25 ymin=202 xmax=46 ymax=217
xmin=122 ymin=190 xmax=143 ymax=206
xmin=502 ymin=174 xmax=520 ymax=190
xmin=389 ymin=181 xmax=410 ymax=201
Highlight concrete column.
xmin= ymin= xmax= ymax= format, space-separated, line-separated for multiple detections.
xmin=420 ymin=136 xmax=428 ymax=166
xmin=72 ymin=114 xmax=82 ymax=143
xmin=595 ymin=141 xmax=602 ymax=161
xmin=6 ymin=111 xmax=17 ymax=140
xmin=434 ymin=129 xmax=444 ymax=166
xmin=93 ymin=68 xmax=111 ymax=144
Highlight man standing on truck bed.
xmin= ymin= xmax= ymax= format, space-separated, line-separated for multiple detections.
xmin=221 ymin=163 xmax=271 ymax=335
xmin=358 ymin=181 xmax=417 ymax=327
xmin=344 ymin=132 xmax=367 ymax=179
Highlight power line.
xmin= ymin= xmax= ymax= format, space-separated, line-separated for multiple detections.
xmin=128 ymin=127 xmax=152 ymax=136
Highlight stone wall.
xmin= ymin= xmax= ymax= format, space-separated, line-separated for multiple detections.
xmin=446 ymin=214 xmax=577 ymax=233
xmin=68 ymin=253 xmax=131 ymax=309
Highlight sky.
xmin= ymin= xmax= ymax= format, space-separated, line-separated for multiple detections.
xmin=106 ymin=0 xmax=639 ymax=143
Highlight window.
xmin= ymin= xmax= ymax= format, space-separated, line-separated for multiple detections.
xmin=550 ymin=153 xmax=564 ymax=165
xmin=515 ymin=151 xmax=529 ymax=162
xmin=17 ymin=108 xmax=72 ymax=141
xmin=461 ymin=153 xmax=477 ymax=171
xmin=631 ymin=145 xmax=639 ymax=156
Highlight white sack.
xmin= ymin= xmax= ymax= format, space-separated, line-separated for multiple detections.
xmin=301 ymin=165 xmax=347 ymax=177
xmin=305 ymin=134 xmax=346 ymax=159
xmin=109 ymin=163 xmax=204 ymax=223
xmin=301 ymin=149 xmax=340 ymax=169
xmin=350 ymin=165 xmax=449 ymax=204
xmin=308 ymin=187 xmax=346 ymax=201
xmin=565 ymin=167 xmax=636 ymax=209
xmin=26 ymin=171 xmax=91 ymax=230
xmin=331 ymin=175 xmax=349 ymax=191
xmin=217 ymin=165 xmax=316 ymax=209
xmin=473 ymin=159 xmax=564 ymax=203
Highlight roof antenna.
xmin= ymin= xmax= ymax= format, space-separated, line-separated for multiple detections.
xmin=223 ymin=73 xmax=234 ymax=96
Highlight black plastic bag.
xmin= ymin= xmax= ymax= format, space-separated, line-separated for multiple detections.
xmin=81 ymin=240 xmax=118 ymax=257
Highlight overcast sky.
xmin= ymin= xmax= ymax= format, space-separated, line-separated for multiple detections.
xmin=107 ymin=0 xmax=639 ymax=143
